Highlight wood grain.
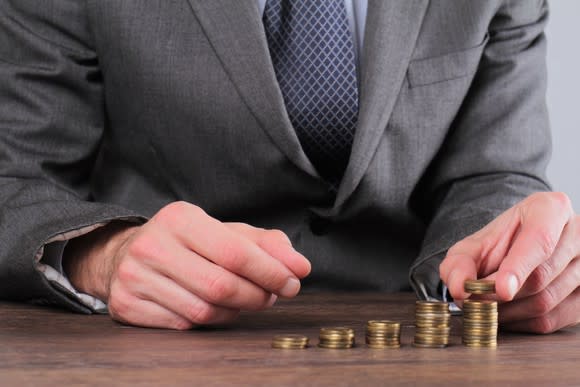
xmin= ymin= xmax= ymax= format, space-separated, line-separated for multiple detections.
xmin=0 ymin=292 xmax=578 ymax=386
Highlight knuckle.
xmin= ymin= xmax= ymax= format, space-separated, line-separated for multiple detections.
xmin=527 ymin=264 xmax=551 ymax=294
xmin=550 ymin=192 xmax=573 ymax=213
xmin=533 ymin=287 xmax=558 ymax=316
xmin=155 ymin=201 xmax=186 ymax=225
xmin=108 ymin=290 xmax=131 ymax=321
xmin=115 ymin=260 xmax=139 ymax=284
xmin=219 ymin=242 xmax=249 ymax=272
xmin=126 ymin=234 xmax=162 ymax=260
xmin=205 ymin=273 xmax=237 ymax=304
xmin=185 ymin=302 xmax=215 ymax=324
xmin=532 ymin=227 xmax=558 ymax=258
xmin=156 ymin=201 xmax=206 ymax=228
xmin=264 ymin=229 xmax=291 ymax=246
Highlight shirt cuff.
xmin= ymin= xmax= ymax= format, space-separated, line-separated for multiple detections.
xmin=34 ymin=223 xmax=110 ymax=313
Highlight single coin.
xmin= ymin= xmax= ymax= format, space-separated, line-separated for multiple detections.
xmin=412 ymin=341 xmax=447 ymax=348
xmin=463 ymin=300 xmax=498 ymax=309
xmin=318 ymin=343 xmax=354 ymax=349
xmin=416 ymin=301 xmax=450 ymax=311
xmin=367 ymin=343 xmax=401 ymax=349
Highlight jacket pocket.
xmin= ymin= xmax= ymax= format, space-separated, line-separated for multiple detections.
xmin=407 ymin=33 xmax=489 ymax=88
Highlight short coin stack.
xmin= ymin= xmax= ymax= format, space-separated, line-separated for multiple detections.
xmin=318 ymin=327 xmax=355 ymax=349
xmin=271 ymin=334 xmax=309 ymax=349
xmin=413 ymin=301 xmax=451 ymax=348
xmin=464 ymin=279 xmax=496 ymax=295
xmin=365 ymin=320 xmax=401 ymax=348
xmin=463 ymin=280 xmax=498 ymax=348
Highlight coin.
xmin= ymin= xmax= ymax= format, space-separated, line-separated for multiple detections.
xmin=462 ymin=281 xmax=499 ymax=348
xmin=271 ymin=334 xmax=309 ymax=349
xmin=319 ymin=327 xmax=356 ymax=349
xmin=366 ymin=320 xmax=401 ymax=348
xmin=464 ymin=279 xmax=496 ymax=294
xmin=414 ymin=301 xmax=451 ymax=348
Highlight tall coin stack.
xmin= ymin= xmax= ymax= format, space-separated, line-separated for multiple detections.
xmin=413 ymin=301 xmax=451 ymax=348
xmin=365 ymin=320 xmax=401 ymax=348
xmin=463 ymin=280 xmax=498 ymax=348
xmin=318 ymin=327 xmax=355 ymax=349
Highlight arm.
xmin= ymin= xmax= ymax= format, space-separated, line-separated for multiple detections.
xmin=0 ymin=1 xmax=311 ymax=328
xmin=409 ymin=1 xmax=550 ymax=299
xmin=0 ymin=0 xmax=145 ymax=312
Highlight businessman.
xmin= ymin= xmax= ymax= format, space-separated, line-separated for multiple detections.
xmin=0 ymin=0 xmax=578 ymax=333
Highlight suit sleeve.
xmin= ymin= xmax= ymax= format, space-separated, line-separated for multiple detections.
xmin=0 ymin=1 xmax=146 ymax=312
xmin=409 ymin=1 xmax=551 ymax=299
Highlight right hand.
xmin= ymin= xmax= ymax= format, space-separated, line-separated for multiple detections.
xmin=63 ymin=201 xmax=311 ymax=329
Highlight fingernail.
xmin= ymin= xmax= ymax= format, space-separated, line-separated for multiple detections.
xmin=266 ymin=294 xmax=278 ymax=307
xmin=507 ymin=274 xmax=519 ymax=299
xmin=280 ymin=277 xmax=300 ymax=297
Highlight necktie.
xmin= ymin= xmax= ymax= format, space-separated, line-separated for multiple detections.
xmin=263 ymin=0 xmax=359 ymax=185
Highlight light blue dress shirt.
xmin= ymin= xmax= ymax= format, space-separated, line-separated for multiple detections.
xmin=257 ymin=0 xmax=368 ymax=71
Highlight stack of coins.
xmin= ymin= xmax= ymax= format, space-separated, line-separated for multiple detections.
xmin=462 ymin=300 xmax=498 ymax=347
xmin=365 ymin=320 xmax=401 ymax=348
xmin=413 ymin=301 xmax=451 ymax=348
xmin=271 ymin=334 xmax=309 ymax=349
xmin=318 ymin=327 xmax=355 ymax=349
xmin=463 ymin=279 xmax=498 ymax=348
xmin=464 ymin=279 xmax=496 ymax=295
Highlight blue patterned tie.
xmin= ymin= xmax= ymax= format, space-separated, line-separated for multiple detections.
xmin=263 ymin=0 xmax=359 ymax=185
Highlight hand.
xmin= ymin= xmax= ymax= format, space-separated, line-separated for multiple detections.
xmin=440 ymin=192 xmax=580 ymax=333
xmin=63 ymin=201 xmax=311 ymax=330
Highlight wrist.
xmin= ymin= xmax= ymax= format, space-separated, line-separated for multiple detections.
xmin=63 ymin=222 xmax=139 ymax=301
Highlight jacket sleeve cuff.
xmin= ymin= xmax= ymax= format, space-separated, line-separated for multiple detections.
xmin=33 ymin=217 xmax=144 ymax=314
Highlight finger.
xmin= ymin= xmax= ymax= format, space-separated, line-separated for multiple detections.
xmin=496 ymin=193 xmax=573 ymax=301
xmin=501 ymin=287 xmax=580 ymax=334
xmin=108 ymin=287 xmax=194 ymax=330
xmin=126 ymin=264 xmax=240 ymax=325
xmin=225 ymin=222 xmax=311 ymax=278
xmin=500 ymin=257 xmax=580 ymax=323
xmin=440 ymin=207 xmax=521 ymax=301
xmin=516 ymin=215 xmax=580 ymax=299
xmin=439 ymin=238 xmax=479 ymax=300
xmin=125 ymin=232 xmax=274 ymax=310
xmin=152 ymin=203 xmax=302 ymax=298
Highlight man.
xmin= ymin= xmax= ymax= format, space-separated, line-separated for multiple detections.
xmin=0 ymin=0 xmax=577 ymax=333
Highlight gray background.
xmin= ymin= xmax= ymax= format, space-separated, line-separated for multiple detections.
xmin=546 ymin=0 xmax=580 ymax=206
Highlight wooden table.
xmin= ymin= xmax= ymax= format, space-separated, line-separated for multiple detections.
xmin=0 ymin=292 xmax=578 ymax=386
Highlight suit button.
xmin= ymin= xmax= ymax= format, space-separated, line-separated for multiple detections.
xmin=310 ymin=216 xmax=331 ymax=236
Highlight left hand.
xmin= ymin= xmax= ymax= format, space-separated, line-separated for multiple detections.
xmin=440 ymin=192 xmax=580 ymax=333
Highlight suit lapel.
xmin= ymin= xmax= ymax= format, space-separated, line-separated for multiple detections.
xmin=329 ymin=0 xmax=429 ymax=213
xmin=185 ymin=0 xmax=318 ymax=177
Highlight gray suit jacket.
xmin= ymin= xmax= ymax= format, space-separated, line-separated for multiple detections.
xmin=0 ymin=0 xmax=551 ymax=313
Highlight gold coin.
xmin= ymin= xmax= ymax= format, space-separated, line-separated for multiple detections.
xmin=416 ymin=301 xmax=450 ymax=311
xmin=464 ymin=279 xmax=496 ymax=294
xmin=365 ymin=337 xmax=401 ymax=344
xmin=463 ymin=300 xmax=498 ymax=309
xmin=367 ymin=343 xmax=401 ymax=349
xmin=413 ymin=341 xmax=447 ymax=348
xmin=271 ymin=335 xmax=309 ymax=349
xmin=367 ymin=320 xmax=401 ymax=327
xmin=320 ymin=327 xmax=354 ymax=334
xmin=318 ymin=343 xmax=354 ymax=349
